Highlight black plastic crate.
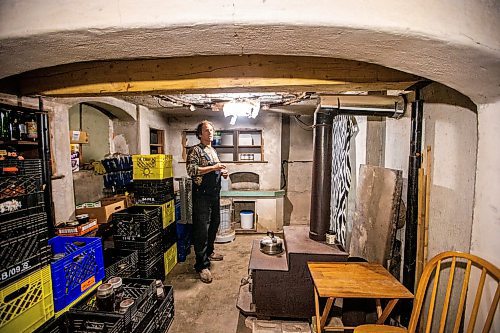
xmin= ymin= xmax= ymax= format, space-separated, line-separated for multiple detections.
xmin=137 ymin=256 xmax=165 ymax=280
xmin=0 ymin=191 xmax=45 ymax=222
xmin=114 ymin=232 xmax=162 ymax=265
xmin=0 ymin=213 xmax=51 ymax=287
xmin=0 ymin=174 xmax=43 ymax=199
xmin=104 ymin=248 xmax=138 ymax=278
xmin=129 ymin=293 xmax=156 ymax=333
xmin=162 ymin=221 xmax=177 ymax=252
xmin=0 ymin=211 xmax=47 ymax=242
xmin=34 ymin=314 xmax=68 ymax=333
xmin=0 ymin=159 xmax=43 ymax=177
xmin=133 ymin=309 xmax=156 ymax=333
xmin=66 ymin=311 xmax=125 ymax=333
xmin=112 ymin=206 xmax=162 ymax=241
xmin=70 ymin=277 xmax=156 ymax=330
xmin=133 ymin=178 xmax=174 ymax=205
xmin=154 ymin=286 xmax=174 ymax=333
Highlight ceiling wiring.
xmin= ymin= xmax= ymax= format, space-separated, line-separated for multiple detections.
xmin=294 ymin=115 xmax=313 ymax=131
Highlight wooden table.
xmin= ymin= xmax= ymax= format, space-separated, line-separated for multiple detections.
xmin=307 ymin=262 xmax=414 ymax=332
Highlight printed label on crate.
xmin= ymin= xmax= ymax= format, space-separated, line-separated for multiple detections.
xmin=1 ymin=260 xmax=32 ymax=282
xmin=118 ymin=235 xmax=141 ymax=241
xmin=80 ymin=275 xmax=96 ymax=292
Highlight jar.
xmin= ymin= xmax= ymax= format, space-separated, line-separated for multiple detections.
xmin=96 ymin=283 xmax=115 ymax=312
xmin=155 ymin=280 xmax=165 ymax=299
xmin=118 ymin=298 xmax=134 ymax=314
xmin=325 ymin=232 xmax=336 ymax=245
xmin=108 ymin=276 xmax=124 ymax=310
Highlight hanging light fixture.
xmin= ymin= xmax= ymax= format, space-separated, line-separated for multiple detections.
xmin=223 ymin=99 xmax=261 ymax=125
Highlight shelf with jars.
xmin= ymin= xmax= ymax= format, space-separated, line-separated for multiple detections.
xmin=0 ymin=104 xmax=40 ymax=159
xmin=181 ymin=129 xmax=265 ymax=163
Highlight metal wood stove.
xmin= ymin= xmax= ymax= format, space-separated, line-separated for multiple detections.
xmin=237 ymin=225 xmax=347 ymax=319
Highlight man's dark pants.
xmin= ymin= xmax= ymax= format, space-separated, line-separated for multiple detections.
xmin=192 ymin=192 xmax=220 ymax=272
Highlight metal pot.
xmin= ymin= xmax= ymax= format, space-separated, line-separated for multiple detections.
xmin=260 ymin=231 xmax=284 ymax=255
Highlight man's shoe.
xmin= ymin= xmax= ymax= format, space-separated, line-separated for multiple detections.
xmin=208 ymin=252 xmax=224 ymax=261
xmin=199 ymin=268 xmax=212 ymax=283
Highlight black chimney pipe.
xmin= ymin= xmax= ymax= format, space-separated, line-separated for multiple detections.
xmin=309 ymin=107 xmax=335 ymax=241
xmin=402 ymin=90 xmax=423 ymax=324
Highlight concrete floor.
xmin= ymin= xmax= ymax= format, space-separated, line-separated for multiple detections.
xmin=164 ymin=234 xmax=262 ymax=333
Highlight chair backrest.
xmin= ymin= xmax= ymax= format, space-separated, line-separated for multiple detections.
xmin=408 ymin=251 xmax=499 ymax=333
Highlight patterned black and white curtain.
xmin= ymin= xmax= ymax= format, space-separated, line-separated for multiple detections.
xmin=330 ymin=115 xmax=355 ymax=247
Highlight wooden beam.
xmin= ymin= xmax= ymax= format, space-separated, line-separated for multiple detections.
xmin=7 ymin=55 xmax=423 ymax=96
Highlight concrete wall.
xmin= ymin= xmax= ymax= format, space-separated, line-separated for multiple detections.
xmin=69 ymin=103 xmax=112 ymax=162
xmin=72 ymin=171 xmax=104 ymax=205
xmin=113 ymin=119 xmax=139 ymax=155
xmin=422 ymin=84 xmax=478 ymax=258
xmin=166 ymin=112 xmax=282 ymax=190
xmin=470 ymin=100 xmax=500 ymax=332
xmin=138 ymin=105 xmax=170 ymax=155
xmin=284 ymin=115 xmax=314 ymax=225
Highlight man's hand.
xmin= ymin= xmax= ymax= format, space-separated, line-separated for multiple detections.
xmin=213 ymin=163 xmax=226 ymax=171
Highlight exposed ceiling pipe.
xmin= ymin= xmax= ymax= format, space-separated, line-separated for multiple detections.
xmin=319 ymin=95 xmax=406 ymax=118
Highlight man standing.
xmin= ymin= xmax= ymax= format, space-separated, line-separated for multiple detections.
xmin=186 ymin=120 xmax=227 ymax=283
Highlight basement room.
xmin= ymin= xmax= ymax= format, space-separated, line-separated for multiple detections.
xmin=0 ymin=2 xmax=498 ymax=333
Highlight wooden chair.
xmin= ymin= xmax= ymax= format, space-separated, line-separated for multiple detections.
xmin=354 ymin=251 xmax=500 ymax=333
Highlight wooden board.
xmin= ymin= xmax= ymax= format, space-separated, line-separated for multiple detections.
xmin=11 ymin=55 xmax=423 ymax=96
xmin=349 ymin=165 xmax=403 ymax=265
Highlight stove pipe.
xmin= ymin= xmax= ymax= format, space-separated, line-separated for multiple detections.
xmin=309 ymin=107 xmax=335 ymax=241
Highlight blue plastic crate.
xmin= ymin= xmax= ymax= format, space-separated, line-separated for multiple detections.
xmin=48 ymin=236 xmax=105 ymax=312
xmin=174 ymin=198 xmax=181 ymax=222
xmin=176 ymin=223 xmax=192 ymax=262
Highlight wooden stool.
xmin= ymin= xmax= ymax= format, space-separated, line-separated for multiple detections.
xmin=354 ymin=324 xmax=407 ymax=333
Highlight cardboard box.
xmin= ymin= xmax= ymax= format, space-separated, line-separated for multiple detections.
xmin=70 ymin=130 xmax=89 ymax=144
xmin=76 ymin=198 xmax=126 ymax=224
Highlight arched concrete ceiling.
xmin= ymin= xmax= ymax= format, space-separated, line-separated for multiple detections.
xmin=56 ymin=97 xmax=137 ymax=121
xmin=0 ymin=0 xmax=498 ymax=103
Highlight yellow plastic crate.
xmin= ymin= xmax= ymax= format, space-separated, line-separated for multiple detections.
xmin=137 ymin=199 xmax=175 ymax=228
xmin=163 ymin=243 xmax=178 ymax=277
xmin=0 ymin=265 xmax=54 ymax=333
xmin=54 ymin=281 xmax=101 ymax=318
xmin=133 ymin=154 xmax=173 ymax=180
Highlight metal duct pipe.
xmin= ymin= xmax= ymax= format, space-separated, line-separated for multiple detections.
xmin=309 ymin=106 xmax=336 ymax=241
xmin=319 ymin=95 xmax=406 ymax=118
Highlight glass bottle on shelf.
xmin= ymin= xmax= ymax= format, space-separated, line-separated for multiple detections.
xmin=0 ymin=109 xmax=9 ymax=141
xmin=25 ymin=113 xmax=38 ymax=141
xmin=9 ymin=111 xmax=20 ymax=141
xmin=18 ymin=111 xmax=27 ymax=141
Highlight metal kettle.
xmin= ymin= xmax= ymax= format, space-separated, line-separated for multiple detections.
xmin=259 ymin=231 xmax=284 ymax=255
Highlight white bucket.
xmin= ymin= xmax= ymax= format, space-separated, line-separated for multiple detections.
xmin=240 ymin=210 xmax=254 ymax=229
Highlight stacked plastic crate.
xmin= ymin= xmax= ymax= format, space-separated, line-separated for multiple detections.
xmin=0 ymin=159 xmax=54 ymax=332
xmin=112 ymin=205 xmax=163 ymax=279
xmin=131 ymin=154 xmax=177 ymax=278
xmin=65 ymin=277 xmax=175 ymax=333
xmin=175 ymin=177 xmax=193 ymax=262
xmin=48 ymin=236 xmax=105 ymax=315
